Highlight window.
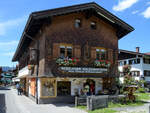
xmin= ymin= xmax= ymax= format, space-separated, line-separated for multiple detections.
xmin=96 ymin=48 xmax=107 ymax=60
xmin=143 ymin=58 xmax=150 ymax=64
xmin=128 ymin=58 xmax=140 ymax=65
xmin=75 ymin=19 xmax=81 ymax=28
xmin=101 ymin=49 xmax=106 ymax=60
xmin=124 ymin=61 xmax=127 ymax=65
xmin=57 ymin=81 xmax=71 ymax=96
xmin=131 ymin=71 xmax=140 ymax=77
xmin=129 ymin=60 xmax=133 ymax=65
xmin=41 ymin=78 xmax=56 ymax=97
xmin=91 ymin=21 xmax=96 ymax=29
xmin=67 ymin=46 xmax=72 ymax=58
xmin=137 ymin=58 xmax=140 ymax=64
xmin=60 ymin=45 xmax=65 ymax=58
xmin=144 ymin=70 xmax=150 ymax=76
xmin=60 ymin=45 xmax=72 ymax=58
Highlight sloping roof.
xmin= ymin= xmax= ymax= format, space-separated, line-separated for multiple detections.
xmin=144 ymin=52 xmax=150 ymax=55
xmin=119 ymin=49 xmax=150 ymax=60
xmin=119 ymin=49 xmax=144 ymax=56
xmin=12 ymin=2 xmax=134 ymax=61
xmin=119 ymin=49 xmax=150 ymax=56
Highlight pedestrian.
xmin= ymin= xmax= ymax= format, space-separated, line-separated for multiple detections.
xmin=16 ymin=83 xmax=21 ymax=95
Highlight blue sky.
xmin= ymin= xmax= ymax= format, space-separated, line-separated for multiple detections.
xmin=0 ymin=0 xmax=150 ymax=66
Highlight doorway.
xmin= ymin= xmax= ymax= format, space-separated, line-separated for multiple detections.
xmin=57 ymin=81 xmax=71 ymax=96
xmin=83 ymin=79 xmax=95 ymax=95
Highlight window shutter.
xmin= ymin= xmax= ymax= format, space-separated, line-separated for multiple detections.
xmin=91 ymin=47 xmax=96 ymax=59
xmin=74 ymin=45 xmax=81 ymax=58
xmin=53 ymin=43 xmax=60 ymax=59
xmin=108 ymin=49 xmax=113 ymax=64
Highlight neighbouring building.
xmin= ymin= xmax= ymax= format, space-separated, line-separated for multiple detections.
xmin=118 ymin=47 xmax=150 ymax=83
xmin=12 ymin=2 xmax=134 ymax=104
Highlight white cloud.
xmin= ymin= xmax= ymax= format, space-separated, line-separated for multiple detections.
xmin=147 ymin=1 xmax=150 ymax=5
xmin=132 ymin=10 xmax=139 ymax=14
xmin=142 ymin=7 xmax=150 ymax=18
xmin=0 ymin=40 xmax=18 ymax=46
xmin=2 ymin=52 xmax=15 ymax=56
xmin=0 ymin=40 xmax=18 ymax=52
xmin=113 ymin=0 xmax=139 ymax=12
xmin=0 ymin=16 xmax=27 ymax=36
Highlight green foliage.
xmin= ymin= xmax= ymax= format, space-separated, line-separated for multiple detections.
xmin=135 ymin=93 xmax=150 ymax=100
xmin=138 ymin=87 xmax=146 ymax=93
xmin=88 ymin=108 xmax=117 ymax=113
xmin=123 ymin=65 xmax=131 ymax=74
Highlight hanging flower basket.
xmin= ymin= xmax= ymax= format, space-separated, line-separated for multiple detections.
xmin=94 ymin=60 xmax=111 ymax=68
xmin=56 ymin=57 xmax=79 ymax=66
xmin=28 ymin=65 xmax=34 ymax=70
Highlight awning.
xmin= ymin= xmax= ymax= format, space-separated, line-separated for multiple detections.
xmin=12 ymin=77 xmax=20 ymax=82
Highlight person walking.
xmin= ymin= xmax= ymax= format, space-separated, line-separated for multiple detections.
xmin=16 ymin=83 xmax=21 ymax=95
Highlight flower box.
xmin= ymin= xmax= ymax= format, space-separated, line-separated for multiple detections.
xmin=94 ymin=60 xmax=111 ymax=68
xmin=56 ymin=58 xmax=79 ymax=66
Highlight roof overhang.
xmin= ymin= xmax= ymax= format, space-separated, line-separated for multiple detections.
xmin=12 ymin=2 xmax=134 ymax=62
xmin=118 ymin=49 xmax=150 ymax=60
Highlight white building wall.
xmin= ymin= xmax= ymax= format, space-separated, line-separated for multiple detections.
xmin=118 ymin=57 xmax=150 ymax=82
xmin=38 ymin=78 xmax=41 ymax=98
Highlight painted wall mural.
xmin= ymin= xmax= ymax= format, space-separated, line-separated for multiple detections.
xmin=41 ymin=78 xmax=56 ymax=97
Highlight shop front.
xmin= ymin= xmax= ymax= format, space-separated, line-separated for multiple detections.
xmin=38 ymin=77 xmax=103 ymax=104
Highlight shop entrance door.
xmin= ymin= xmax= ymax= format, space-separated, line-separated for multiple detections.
xmin=57 ymin=81 xmax=71 ymax=96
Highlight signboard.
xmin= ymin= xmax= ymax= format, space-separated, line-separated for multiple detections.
xmin=60 ymin=67 xmax=107 ymax=73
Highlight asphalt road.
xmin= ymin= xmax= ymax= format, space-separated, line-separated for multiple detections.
xmin=0 ymin=86 xmax=21 ymax=113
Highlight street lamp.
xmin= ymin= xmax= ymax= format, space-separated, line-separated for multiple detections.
xmin=24 ymin=32 xmax=39 ymax=104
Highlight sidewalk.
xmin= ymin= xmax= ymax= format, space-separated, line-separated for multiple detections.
xmin=11 ymin=88 xmax=87 ymax=113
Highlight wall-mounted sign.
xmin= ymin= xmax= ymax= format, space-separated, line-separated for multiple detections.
xmin=60 ymin=67 xmax=107 ymax=73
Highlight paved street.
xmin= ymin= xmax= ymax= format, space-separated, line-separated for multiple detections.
xmin=0 ymin=86 xmax=87 ymax=113
xmin=0 ymin=86 xmax=24 ymax=113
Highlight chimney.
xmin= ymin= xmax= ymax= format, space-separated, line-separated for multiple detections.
xmin=136 ymin=47 xmax=140 ymax=53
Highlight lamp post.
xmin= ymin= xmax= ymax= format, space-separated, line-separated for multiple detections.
xmin=24 ymin=32 xmax=39 ymax=104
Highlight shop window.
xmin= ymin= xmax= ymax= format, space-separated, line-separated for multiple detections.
xmin=57 ymin=81 xmax=71 ymax=96
xmin=91 ymin=21 xmax=96 ymax=29
xmin=75 ymin=19 xmax=81 ymax=28
xmin=41 ymin=78 xmax=56 ymax=97
xmin=96 ymin=48 xmax=107 ymax=60
xmin=59 ymin=45 xmax=72 ymax=58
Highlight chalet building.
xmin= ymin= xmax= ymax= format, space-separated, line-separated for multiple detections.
xmin=118 ymin=48 xmax=150 ymax=83
xmin=12 ymin=2 xmax=134 ymax=104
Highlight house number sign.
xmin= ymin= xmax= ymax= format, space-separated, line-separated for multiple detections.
xmin=60 ymin=67 xmax=107 ymax=73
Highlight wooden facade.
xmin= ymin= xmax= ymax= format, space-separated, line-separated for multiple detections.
xmin=12 ymin=2 xmax=134 ymax=104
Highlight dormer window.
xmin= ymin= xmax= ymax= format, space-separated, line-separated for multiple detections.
xmin=91 ymin=21 xmax=96 ymax=29
xmin=75 ymin=19 xmax=81 ymax=28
